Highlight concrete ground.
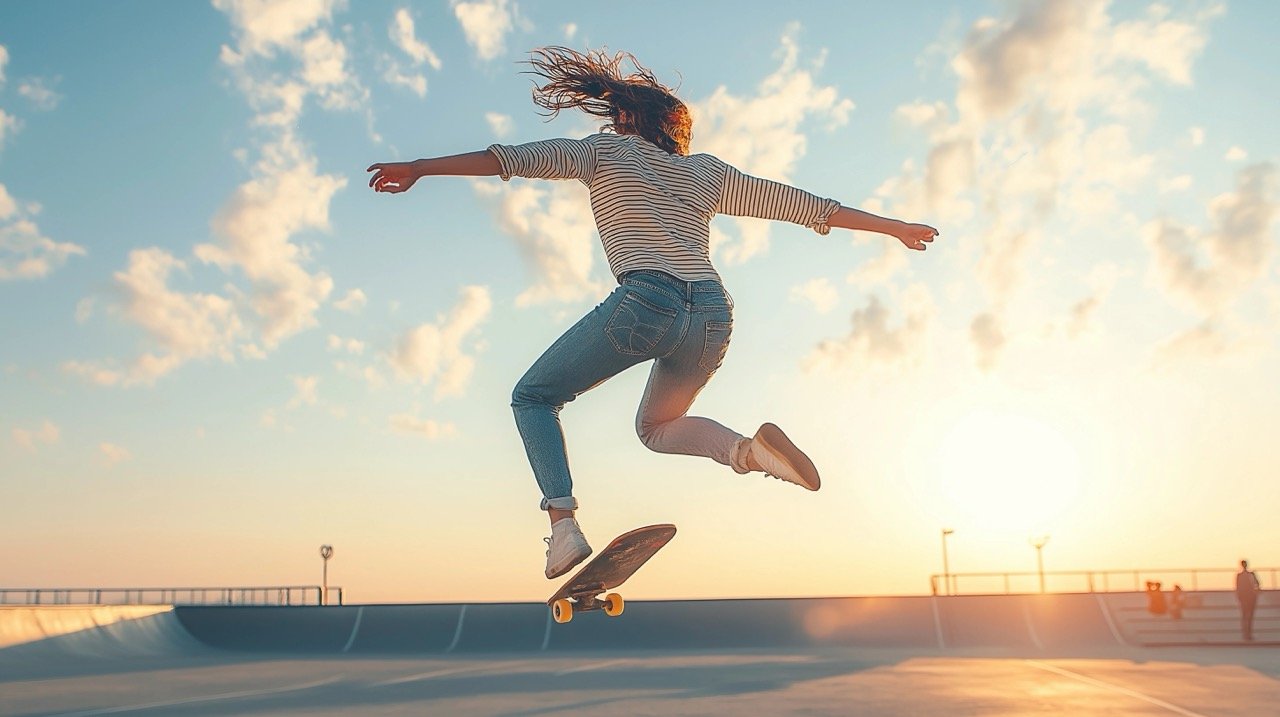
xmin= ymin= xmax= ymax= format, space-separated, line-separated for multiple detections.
xmin=5 ymin=646 xmax=1280 ymax=716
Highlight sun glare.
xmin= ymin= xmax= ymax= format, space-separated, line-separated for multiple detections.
xmin=936 ymin=411 xmax=1083 ymax=535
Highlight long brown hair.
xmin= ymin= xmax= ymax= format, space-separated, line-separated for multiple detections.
xmin=524 ymin=46 xmax=692 ymax=156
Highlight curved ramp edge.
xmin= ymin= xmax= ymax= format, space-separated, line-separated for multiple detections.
xmin=0 ymin=605 xmax=203 ymax=661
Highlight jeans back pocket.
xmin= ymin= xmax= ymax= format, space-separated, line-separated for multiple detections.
xmin=605 ymin=291 xmax=677 ymax=356
xmin=699 ymin=320 xmax=733 ymax=374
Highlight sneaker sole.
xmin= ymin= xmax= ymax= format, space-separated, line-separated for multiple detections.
xmin=755 ymin=423 xmax=821 ymax=491
xmin=546 ymin=546 xmax=593 ymax=580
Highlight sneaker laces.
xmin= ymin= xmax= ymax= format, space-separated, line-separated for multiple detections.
xmin=543 ymin=535 xmax=552 ymax=557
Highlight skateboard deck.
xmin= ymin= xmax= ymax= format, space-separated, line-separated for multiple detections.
xmin=546 ymin=523 xmax=676 ymax=623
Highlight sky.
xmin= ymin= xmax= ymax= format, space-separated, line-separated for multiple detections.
xmin=1 ymin=0 xmax=1277 ymax=604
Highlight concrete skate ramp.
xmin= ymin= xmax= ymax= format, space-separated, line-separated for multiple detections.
xmin=164 ymin=593 xmax=1124 ymax=655
xmin=0 ymin=605 xmax=204 ymax=664
xmin=0 ymin=593 xmax=1138 ymax=664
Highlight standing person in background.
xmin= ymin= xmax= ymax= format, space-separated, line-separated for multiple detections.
xmin=1236 ymin=559 xmax=1262 ymax=641
xmin=367 ymin=47 xmax=939 ymax=580
xmin=1168 ymin=584 xmax=1184 ymax=620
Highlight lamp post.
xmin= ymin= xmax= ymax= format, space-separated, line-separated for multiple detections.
xmin=1030 ymin=535 xmax=1049 ymax=594
xmin=941 ymin=528 xmax=954 ymax=596
xmin=319 ymin=544 xmax=334 ymax=606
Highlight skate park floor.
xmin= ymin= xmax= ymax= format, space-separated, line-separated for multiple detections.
xmin=7 ymin=646 xmax=1280 ymax=716
xmin=4 ymin=597 xmax=1280 ymax=716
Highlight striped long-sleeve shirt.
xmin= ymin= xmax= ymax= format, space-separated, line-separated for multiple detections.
xmin=487 ymin=133 xmax=841 ymax=283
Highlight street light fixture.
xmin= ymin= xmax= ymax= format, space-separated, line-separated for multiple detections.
xmin=320 ymin=544 xmax=334 ymax=606
xmin=1030 ymin=535 xmax=1049 ymax=594
xmin=941 ymin=528 xmax=954 ymax=596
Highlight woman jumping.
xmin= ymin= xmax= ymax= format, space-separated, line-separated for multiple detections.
xmin=368 ymin=47 xmax=938 ymax=579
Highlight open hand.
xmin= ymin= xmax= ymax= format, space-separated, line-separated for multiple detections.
xmin=367 ymin=161 xmax=421 ymax=194
xmin=894 ymin=222 xmax=939 ymax=251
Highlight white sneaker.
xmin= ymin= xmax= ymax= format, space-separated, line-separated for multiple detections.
xmin=747 ymin=423 xmax=821 ymax=491
xmin=544 ymin=517 xmax=593 ymax=579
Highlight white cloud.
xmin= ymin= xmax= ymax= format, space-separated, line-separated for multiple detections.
xmin=873 ymin=0 xmax=1217 ymax=370
xmin=333 ymin=288 xmax=366 ymax=313
xmin=299 ymin=32 xmax=352 ymax=96
xmin=62 ymin=360 xmax=123 ymax=387
xmin=847 ymin=239 xmax=910 ymax=288
xmin=211 ymin=0 xmax=343 ymax=57
xmin=1109 ymin=2 xmax=1221 ymax=86
xmin=99 ymin=442 xmax=132 ymax=465
xmin=452 ymin=0 xmax=516 ymax=61
xmin=198 ymin=134 xmax=341 ymax=347
xmin=806 ymin=285 xmax=935 ymax=372
xmin=383 ymin=65 xmax=427 ymax=97
xmin=13 ymin=420 xmax=59 ymax=450
xmin=789 ymin=277 xmax=838 ymax=314
xmin=389 ymin=413 xmax=457 ymax=440
xmin=288 ymin=374 xmax=319 ymax=408
xmin=381 ymin=8 xmax=439 ymax=98
xmin=563 ymin=23 xmax=577 ymax=40
xmin=1225 ymin=146 xmax=1247 ymax=162
xmin=391 ymin=8 xmax=441 ymax=69
xmin=326 ymin=334 xmax=364 ymax=354
xmin=692 ymin=26 xmax=855 ymax=263
xmin=17 ymin=77 xmax=61 ymax=110
xmin=0 ymin=188 xmax=86 ymax=280
xmin=0 ymin=61 xmax=77 ymax=282
xmin=894 ymin=100 xmax=950 ymax=131
xmin=74 ymin=0 xmax=359 ymax=386
xmin=1159 ymin=174 xmax=1193 ymax=194
xmin=1145 ymin=162 xmax=1278 ymax=318
xmin=1065 ymin=262 xmax=1120 ymax=338
xmin=1150 ymin=319 xmax=1263 ymax=365
xmin=389 ymin=285 xmax=492 ymax=398
xmin=0 ymin=108 xmax=17 ymax=150
xmin=205 ymin=3 xmax=359 ymax=348
xmin=111 ymin=248 xmax=243 ymax=368
xmin=75 ymin=297 xmax=95 ymax=324
xmin=1188 ymin=126 xmax=1205 ymax=146
xmin=485 ymin=111 xmax=513 ymax=138
xmin=66 ymin=248 xmax=246 ymax=386
xmin=472 ymin=180 xmax=605 ymax=306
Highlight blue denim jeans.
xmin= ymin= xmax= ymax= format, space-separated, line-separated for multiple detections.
xmin=512 ymin=270 xmax=742 ymax=510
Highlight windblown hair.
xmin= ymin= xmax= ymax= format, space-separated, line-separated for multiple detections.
xmin=524 ymin=46 xmax=692 ymax=156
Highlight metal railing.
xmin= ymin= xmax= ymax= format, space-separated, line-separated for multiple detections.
xmin=0 ymin=585 xmax=344 ymax=607
xmin=930 ymin=567 xmax=1279 ymax=596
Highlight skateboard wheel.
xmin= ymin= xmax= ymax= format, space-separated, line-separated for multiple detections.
xmin=552 ymin=598 xmax=573 ymax=624
xmin=603 ymin=592 xmax=624 ymax=617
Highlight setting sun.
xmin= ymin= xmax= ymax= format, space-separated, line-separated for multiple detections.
xmin=935 ymin=411 xmax=1083 ymax=535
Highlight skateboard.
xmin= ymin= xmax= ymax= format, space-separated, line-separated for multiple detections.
xmin=546 ymin=523 xmax=676 ymax=624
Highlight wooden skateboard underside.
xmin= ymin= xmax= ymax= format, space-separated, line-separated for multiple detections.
xmin=547 ymin=523 xmax=676 ymax=609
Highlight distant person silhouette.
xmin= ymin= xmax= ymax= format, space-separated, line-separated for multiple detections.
xmin=1145 ymin=580 xmax=1167 ymax=615
xmin=1168 ymin=584 xmax=1184 ymax=620
xmin=368 ymin=47 xmax=939 ymax=580
xmin=1236 ymin=559 xmax=1262 ymax=641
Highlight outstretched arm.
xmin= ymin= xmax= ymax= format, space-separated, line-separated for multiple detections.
xmin=829 ymin=205 xmax=939 ymax=252
xmin=718 ymin=165 xmax=939 ymax=251
xmin=367 ymin=150 xmax=501 ymax=194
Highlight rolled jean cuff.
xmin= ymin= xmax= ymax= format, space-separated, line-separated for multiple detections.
xmin=730 ymin=436 xmax=752 ymax=474
xmin=541 ymin=496 xmax=578 ymax=511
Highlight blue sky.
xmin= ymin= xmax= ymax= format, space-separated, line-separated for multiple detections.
xmin=2 ymin=0 xmax=1277 ymax=602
